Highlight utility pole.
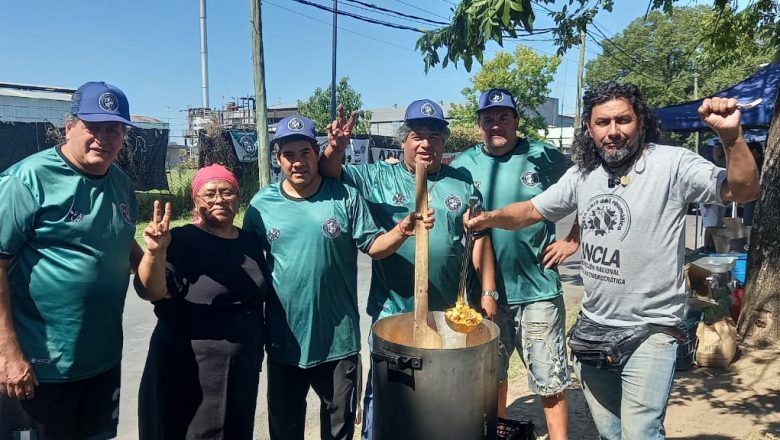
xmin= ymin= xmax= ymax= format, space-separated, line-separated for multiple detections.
xmin=199 ymin=0 xmax=210 ymax=109
xmin=693 ymin=71 xmax=701 ymax=247
xmin=252 ymin=0 xmax=270 ymax=187
xmin=330 ymin=0 xmax=338 ymax=120
xmin=574 ymin=26 xmax=586 ymax=130
xmin=694 ymin=72 xmax=701 ymax=154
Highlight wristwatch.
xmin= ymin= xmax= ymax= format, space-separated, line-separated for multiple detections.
xmin=481 ymin=290 xmax=499 ymax=300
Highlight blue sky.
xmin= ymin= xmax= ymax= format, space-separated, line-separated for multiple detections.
xmin=1 ymin=0 xmax=644 ymax=141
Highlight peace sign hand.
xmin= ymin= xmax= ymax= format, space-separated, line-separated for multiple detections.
xmin=143 ymin=200 xmax=172 ymax=254
xmin=326 ymin=105 xmax=358 ymax=153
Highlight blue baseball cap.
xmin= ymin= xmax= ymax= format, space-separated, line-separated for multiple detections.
xmin=478 ymin=88 xmax=518 ymax=115
xmin=404 ymin=99 xmax=448 ymax=125
xmin=273 ymin=115 xmax=317 ymax=143
xmin=70 ymin=81 xmax=136 ymax=126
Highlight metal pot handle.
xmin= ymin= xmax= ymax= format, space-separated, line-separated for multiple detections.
xmin=371 ymin=351 xmax=422 ymax=370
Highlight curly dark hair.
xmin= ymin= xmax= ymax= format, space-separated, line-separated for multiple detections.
xmin=571 ymin=81 xmax=660 ymax=174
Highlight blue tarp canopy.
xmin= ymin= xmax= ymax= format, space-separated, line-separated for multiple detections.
xmin=654 ymin=62 xmax=779 ymax=132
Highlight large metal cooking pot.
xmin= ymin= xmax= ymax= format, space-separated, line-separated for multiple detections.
xmin=371 ymin=311 xmax=499 ymax=440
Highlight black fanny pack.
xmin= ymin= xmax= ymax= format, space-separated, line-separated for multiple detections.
xmin=567 ymin=315 xmax=685 ymax=368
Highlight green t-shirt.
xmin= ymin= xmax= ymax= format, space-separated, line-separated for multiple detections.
xmin=451 ymin=139 xmax=567 ymax=304
xmin=243 ymin=177 xmax=382 ymax=368
xmin=0 ymin=146 xmax=137 ymax=381
xmin=341 ymin=161 xmax=482 ymax=318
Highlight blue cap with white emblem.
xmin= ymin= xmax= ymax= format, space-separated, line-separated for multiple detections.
xmin=477 ymin=88 xmax=517 ymax=115
xmin=70 ymin=81 xmax=136 ymax=127
xmin=404 ymin=99 xmax=448 ymax=125
xmin=274 ymin=115 xmax=317 ymax=143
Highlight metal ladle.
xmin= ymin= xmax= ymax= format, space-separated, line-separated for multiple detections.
xmin=445 ymin=196 xmax=482 ymax=334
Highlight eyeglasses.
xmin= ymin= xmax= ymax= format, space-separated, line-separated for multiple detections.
xmin=198 ymin=189 xmax=238 ymax=205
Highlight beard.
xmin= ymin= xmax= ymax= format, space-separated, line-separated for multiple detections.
xmin=596 ymin=136 xmax=643 ymax=167
xmin=597 ymin=146 xmax=634 ymax=165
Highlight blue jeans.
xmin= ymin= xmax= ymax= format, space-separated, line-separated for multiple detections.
xmin=573 ymin=332 xmax=678 ymax=440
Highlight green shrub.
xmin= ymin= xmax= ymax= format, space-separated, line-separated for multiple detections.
xmin=135 ymin=166 xmax=196 ymax=222
xmin=447 ymin=125 xmax=482 ymax=152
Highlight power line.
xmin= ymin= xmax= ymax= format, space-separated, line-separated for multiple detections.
xmin=390 ymin=0 xmax=451 ymax=21
xmin=265 ymin=0 xmax=415 ymax=51
xmin=588 ymin=24 xmax=666 ymax=76
xmin=288 ymin=0 xmax=427 ymax=32
xmin=584 ymin=32 xmax=664 ymax=84
xmin=342 ymin=0 xmax=448 ymax=26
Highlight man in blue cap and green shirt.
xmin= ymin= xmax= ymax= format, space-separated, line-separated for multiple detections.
xmin=0 ymin=81 xmax=143 ymax=439
xmin=244 ymin=115 xmax=427 ymax=440
xmin=320 ymin=99 xmax=498 ymax=440
xmin=451 ymin=88 xmax=579 ymax=440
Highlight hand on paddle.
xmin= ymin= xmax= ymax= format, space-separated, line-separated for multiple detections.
xmin=396 ymin=209 xmax=435 ymax=237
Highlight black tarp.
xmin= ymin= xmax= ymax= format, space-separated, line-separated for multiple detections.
xmin=0 ymin=121 xmax=168 ymax=191
xmin=115 ymin=127 xmax=169 ymax=191
xmin=0 ymin=122 xmax=59 ymax=172
xmin=655 ymin=62 xmax=780 ymax=132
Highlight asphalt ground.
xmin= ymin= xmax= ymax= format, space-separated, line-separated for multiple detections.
xmin=117 ymin=213 xmax=702 ymax=439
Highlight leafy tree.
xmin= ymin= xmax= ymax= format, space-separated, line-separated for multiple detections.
xmin=449 ymin=46 xmax=561 ymax=140
xmin=584 ymin=6 xmax=774 ymax=108
xmin=416 ymin=0 xmax=606 ymax=72
xmin=447 ymin=125 xmax=483 ymax=152
xmin=417 ymin=0 xmax=778 ymax=72
xmin=297 ymin=76 xmax=372 ymax=135
xmin=425 ymin=0 xmax=780 ymax=344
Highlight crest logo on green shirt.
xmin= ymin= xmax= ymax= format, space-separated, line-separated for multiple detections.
xmin=67 ymin=208 xmax=84 ymax=222
xmin=392 ymin=193 xmax=405 ymax=205
xmin=268 ymin=228 xmax=280 ymax=242
xmin=120 ymin=203 xmax=133 ymax=225
xmin=444 ymin=195 xmax=462 ymax=212
xmin=521 ymin=171 xmax=540 ymax=187
xmin=321 ymin=218 xmax=342 ymax=238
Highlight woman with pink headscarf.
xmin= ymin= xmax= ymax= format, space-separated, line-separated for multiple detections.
xmin=134 ymin=164 xmax=270 ymax=439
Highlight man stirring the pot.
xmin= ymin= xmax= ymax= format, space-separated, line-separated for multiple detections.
xmin=320 ymin=100 xmax=498 ymax=440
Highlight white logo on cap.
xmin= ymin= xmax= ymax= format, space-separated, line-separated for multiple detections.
xmin=420 ymin=103 xmax=436 ymax=116
xmin=287 ymin=117 xmax=304 ymax=131
xmin=98 ymin=92 xmax=119 ymax=112
xmin=489 ymin=91 xmax=504 ymax=103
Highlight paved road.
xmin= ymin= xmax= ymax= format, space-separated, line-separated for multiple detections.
xmin=117 ymin=213 xmax=701 ymax=439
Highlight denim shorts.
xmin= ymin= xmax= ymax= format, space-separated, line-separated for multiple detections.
xmin=497 ymin=296 xmax=572 ymax=396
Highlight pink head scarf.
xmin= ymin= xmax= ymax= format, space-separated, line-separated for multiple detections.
xmin=191 ymin=164 xmax=240 ymax=201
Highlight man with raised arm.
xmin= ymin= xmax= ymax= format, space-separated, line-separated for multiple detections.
xmin=467 ymin=81 xmax=759 ymax=440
